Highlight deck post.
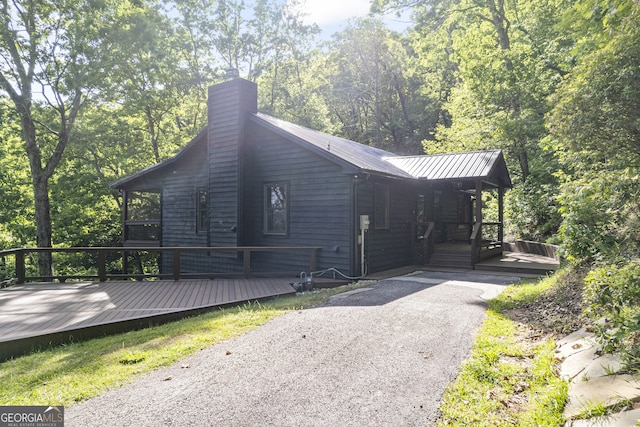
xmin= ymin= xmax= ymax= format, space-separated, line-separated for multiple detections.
xmin=243 ymin=249 xmax=251 ymax=277
xmin=122 ymin=191 xmax=129 ymax=274
xmin=475 ymin=179 xmax=483 ymax=224
xmin=97 ymin=251 xmax=107 ymax=282
xmin=172 ymin=249 xmax=181 ymax=280
xmin=309 ymin=248 xmax=317 ymax=272
xmin=15 ymin=250 xmax=25 ymax=284
xmin=498 ymin=186 xmax=505 ymax=248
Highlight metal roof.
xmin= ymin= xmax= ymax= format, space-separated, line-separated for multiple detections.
xmin=112 ymin=112 xmax=512 ymax=190
xmin=385 ymin=150 xmax=510 ymax=184
xmin=252 ymin=114 xmax=414 ymax=178
xmin=254 ymin=114 xmax=511 ymax=187
xmin=110 ymin=128 xmax=208 ymax=191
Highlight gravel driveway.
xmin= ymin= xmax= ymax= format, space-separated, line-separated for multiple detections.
xmin=65 ymin=271 xmax=519 ymax=427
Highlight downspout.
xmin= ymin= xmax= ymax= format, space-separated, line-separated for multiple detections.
xmin=351 ymin=175 xmax=358 ymax=277
xmin=352 ymin=173 xmax=370 ymax=277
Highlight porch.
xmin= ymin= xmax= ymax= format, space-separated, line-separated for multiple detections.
xmin=413 ymin=236 xmax=559 ymax=276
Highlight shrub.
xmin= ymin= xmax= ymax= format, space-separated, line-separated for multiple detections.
xmin=584 ymin=261 xmax=640 ymax=371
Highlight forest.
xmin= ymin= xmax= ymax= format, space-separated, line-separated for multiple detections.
xmin=0 ymin=0 xmax=639 ymax=360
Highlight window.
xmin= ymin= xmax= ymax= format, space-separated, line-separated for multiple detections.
xmin=264 ymin=183 xmax=288 ymax=235
xmin=374 ymin=183 xmax=389 ymax=229
xmin=196 ymin=187 xmax=208 ymax=233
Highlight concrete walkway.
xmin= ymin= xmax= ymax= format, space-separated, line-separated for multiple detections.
xmin=559 ymin=329 xmax=640 ymax=427
xmin=65 ymin=271 xmax=520 ymax=427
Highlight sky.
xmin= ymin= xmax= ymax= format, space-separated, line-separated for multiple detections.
xmin=286 ymin=0 xmax=412 ymax=37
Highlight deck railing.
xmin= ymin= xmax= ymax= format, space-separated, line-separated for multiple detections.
xmin=0 ymin=246 xmax=322 ymax=284
xmin=412 ymin=222 xmax=435 ymax=264
xmin=470 ymin=222 xmax=504 ymax=264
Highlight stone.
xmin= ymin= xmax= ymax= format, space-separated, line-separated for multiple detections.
xmin=564 ymin=374 xmax=640 ymax=419
xmin=566 ymin=408 xmax=640 ymax=427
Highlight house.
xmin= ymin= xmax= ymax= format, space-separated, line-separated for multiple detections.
xmin=111 ymin=77 xmax=512 ymax=278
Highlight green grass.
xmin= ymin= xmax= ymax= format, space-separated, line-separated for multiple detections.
xmin=0 ymin=283 xmax=369 ymax=407
xmin=438 ymin=275 xmax=569 ymax=426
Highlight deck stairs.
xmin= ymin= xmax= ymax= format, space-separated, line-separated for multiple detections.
xmin=426 ymin=244 xmax=472 ymax=270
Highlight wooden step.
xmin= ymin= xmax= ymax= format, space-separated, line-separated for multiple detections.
xmin=427 ymin=251 xmax=472 ymax=268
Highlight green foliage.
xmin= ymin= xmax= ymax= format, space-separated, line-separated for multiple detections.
xmin=584 ymin=262 xmax=640 ymax=370
xmin=0 ymin=101 xmax=34 ymax=249
xmin=548 ymin=9 xmax=640 ymax=170
xmin=319 ymin=18 xmax=436 ymax=154
xmin=556 ymin=170 xmax=640 ymax=262
xmin=548 ymin=0 xmax=640 ymax=262
xmin=0 ymin=0 xmax=636 ymax=282
xmin=439 ymin=280 xmax=568 ymax=426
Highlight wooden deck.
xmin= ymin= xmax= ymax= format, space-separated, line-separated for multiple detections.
xmin=474 ymin=251 xmax=559 ymax=276
xmin=0 ymin=252 xmax=558 ymax=361
xmin=0 ymin=278 xmax=296 ymax=361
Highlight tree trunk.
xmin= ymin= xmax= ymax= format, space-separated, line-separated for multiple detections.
xmin=32 ymin=174 xmax=53 ymax=277
xmin=18 ymin=106 xmax=55 ymax=278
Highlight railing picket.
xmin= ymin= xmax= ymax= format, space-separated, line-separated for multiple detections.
xmin=243 ymin=249 xmax=251 ymax=277
xmin=15 ymin=250 xmax=25 ymax=284
xmin=173 ymin=249 xmax=181 ymax=281
xmin=97 ymin=252 xmax=107 ymax=282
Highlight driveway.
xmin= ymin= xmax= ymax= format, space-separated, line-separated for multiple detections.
xmin=65 ymin=271 xmax=520 ymax=427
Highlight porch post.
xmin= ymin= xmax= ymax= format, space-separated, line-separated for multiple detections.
xmin=475 ymin=179 xmax=483 ymax=223
xmin=122 ymin=190 xmax=129 ymax=275
xmin=498 ymin=185 xmax=505 ymax=245
xmin=121 ymin=190 xmax=129 ymax=243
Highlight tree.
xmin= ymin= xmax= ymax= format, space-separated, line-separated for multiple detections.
xmin=378 ymin=0 xmax=573 ymax=238
xmin=548 ymin=0 xmax=640 ymax=261
xmin=319 ymin=18 xmax=432 ymax=154
xmin=0 ymin=98 xmax=33 ymax=249
xmin=0 ymin=0 xmax=102 ymax=274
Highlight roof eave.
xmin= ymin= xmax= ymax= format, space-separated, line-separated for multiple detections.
xmin=110 ymin=127 xmax=208 ymax=190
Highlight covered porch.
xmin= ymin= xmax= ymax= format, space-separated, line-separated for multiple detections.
xmin=392 ymin=150 xmax=512 ymax=269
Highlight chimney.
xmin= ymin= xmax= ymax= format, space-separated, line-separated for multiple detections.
xmin=207 ymin=78 xmax=258 ymax=249
xmin=225 ymin=68 xmax=240 ymax=80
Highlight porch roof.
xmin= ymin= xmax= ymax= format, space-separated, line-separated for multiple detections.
xmin=384 ymin=150 xmax=513 ymax=188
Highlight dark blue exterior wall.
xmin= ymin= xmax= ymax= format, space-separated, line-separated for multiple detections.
xmin=356 ymin=177 xmax=419 ymax=274
xmin=241 ymin=122 xmax=355 ymax=275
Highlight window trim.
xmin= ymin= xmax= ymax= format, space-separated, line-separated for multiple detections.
xmin=263 ymin=182 xmax=289 ymax=236
xmin=374 ymin=183 xmax=390 ymax=230
xmin=196 ymin=187 xmax=208 ymax=234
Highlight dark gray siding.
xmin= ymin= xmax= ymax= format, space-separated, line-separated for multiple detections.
xmin=159 ymin=143 xmax=227 ymax=273
xmin=357 ymin=178 xmax=418 ymax=273
xmin=242 ymin=123 xmax=354 ymax=275
xmin=208 ymin=79 xmax=257 ymax=252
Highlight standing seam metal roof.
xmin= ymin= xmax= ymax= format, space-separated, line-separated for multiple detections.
xmin=112 ymin=112 xmax=512 ymax=190
xmin=254 ymin=113 xmax=511 ymax=186
xmin=253 ymin=113 xmax=414 ymax=178
xmin=384 ymin=150 xmax=502 ymax=180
